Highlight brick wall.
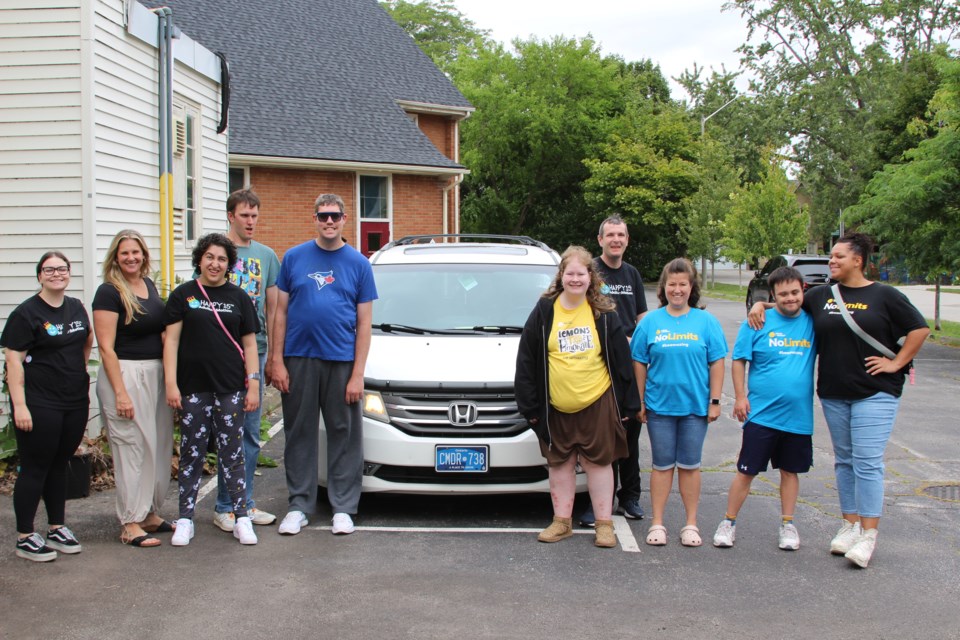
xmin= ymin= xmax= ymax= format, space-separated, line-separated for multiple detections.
xmin=392 ymin=174 xmax=448 ymax=239
xmin=246 ymin=168 xmax=356 ymax=259
xmin=417 ymin=114 xmax=452 ymax=159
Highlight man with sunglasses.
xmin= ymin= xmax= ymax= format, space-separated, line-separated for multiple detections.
xmin=271 ymin=194 xmax=378 ymax=536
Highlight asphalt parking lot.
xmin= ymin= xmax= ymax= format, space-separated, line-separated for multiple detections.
xmin=2 ymin=295 xmax=959 ymax=640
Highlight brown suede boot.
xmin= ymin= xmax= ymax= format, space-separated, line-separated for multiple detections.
xmin=538 ymin=516 xmax=573 ymax=543
xmin=594 ymin=519 xmax=616 ymax=548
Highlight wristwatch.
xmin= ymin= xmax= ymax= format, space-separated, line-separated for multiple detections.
xmin=710 ymin=398 xmax=721 ymax=406
xmin=247 ymin=372 xmax=261 ymax=381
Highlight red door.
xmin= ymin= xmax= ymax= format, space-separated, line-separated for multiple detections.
xmin=360 ymin=221 xmax=390 ymax=257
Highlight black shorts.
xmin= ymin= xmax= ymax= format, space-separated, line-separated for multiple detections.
xmin=736 ymin=422 xmax=813 ymax=475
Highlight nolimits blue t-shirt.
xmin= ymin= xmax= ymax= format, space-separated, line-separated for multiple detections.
xmin=276 ymin=241 xmax=378 ymax=361
xmin=631 ymin=307 xmax=728 ymax=417
xmin=732 ymin=309 xmax=816 ymax=435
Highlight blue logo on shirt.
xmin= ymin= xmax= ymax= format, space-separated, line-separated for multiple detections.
xmin=309 ymin=270 xmax=335 ymax=291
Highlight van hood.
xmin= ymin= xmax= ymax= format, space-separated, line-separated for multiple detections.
xmin=366 ymin=334 xmax=519 ymax=385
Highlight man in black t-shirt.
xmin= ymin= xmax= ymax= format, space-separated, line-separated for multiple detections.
xmin=581 ymin=215 xmax=648 ymax=526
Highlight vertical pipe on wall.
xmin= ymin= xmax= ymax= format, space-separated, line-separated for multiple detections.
xmin=155 ymin=7 xmax=171 ymax=294
xmin=164 ymin=10 xmax=175 ymax=287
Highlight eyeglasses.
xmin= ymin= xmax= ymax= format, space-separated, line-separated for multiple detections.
xmin=315 ymin=211 xmax=343 ymax=222
xmin=41 ymin=266 xmax=70 ymax=275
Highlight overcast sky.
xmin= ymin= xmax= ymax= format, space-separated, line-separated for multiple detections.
xmin=450 ymin=0 xmax=751 ymax=101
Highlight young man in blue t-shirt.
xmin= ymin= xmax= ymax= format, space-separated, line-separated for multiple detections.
xmin=713 ymin=266 xmax=816 ymax=550
xmin=271 ymin=193 xmax=378 ymax=536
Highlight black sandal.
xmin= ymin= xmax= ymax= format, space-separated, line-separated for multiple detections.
xmin=143 ymin=520 xmax=175 ymax=533
xmin=121 ymin=533 xmax=161 ymax=547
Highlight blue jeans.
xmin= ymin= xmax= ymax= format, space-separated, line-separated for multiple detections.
xmin=820 ymin=392 xmax=900 ymax=519
xmin=216 ymin=352 xmax=266 ymax=513
xmin=645 ymin=411 xmax=709 ymax=470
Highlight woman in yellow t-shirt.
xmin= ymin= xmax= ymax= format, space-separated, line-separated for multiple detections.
xmin=516 ymin=246 xmax=641 ymax=548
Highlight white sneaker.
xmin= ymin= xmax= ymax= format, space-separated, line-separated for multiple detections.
xmin=830 ymin=520 xmax=862 ymax=555
xmin=249 ymin=508 xmax=277 ymax=526
xmin=713 ymin=519 xmax=736 ymax=547
xmin=778 ymin=522 xmax=800 ymax=550
xmin=845 ymin=528 xmax=878 ymax=568
xmin=278 ymin=511 xmax=308 ymax=535
xmin=233 ymin=516 xmax=258 ymax=545
xmin=331 ymin=512 xmax=355 ymax=535
xmin=171 ymin=518 xmax=194 ymax=547
xmin=213 ymin=512 xmax=235 ymax=532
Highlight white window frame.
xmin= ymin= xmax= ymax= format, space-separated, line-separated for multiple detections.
xmin=172 ymin=100 xmax=202 ymax=246
xmin=357 ymin=173 xmax=392 ymax=221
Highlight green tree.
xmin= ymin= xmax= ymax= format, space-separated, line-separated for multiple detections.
xmin=584 ymin=103 xmax=701 ymax=276
xmin=727 ymin=0 xmax=958 ymax=245
xmin=722 ymin=152 xmax=807 ymax=273
xmin=380 ymin=0 xmax=489 ymax=74
xmin=686 ymin=139 xmax=742 ymax=284
xmin=847 ymin=56 xmax=960 ymax=329
xmin=454 ymin=37 xmax=628 ymax=250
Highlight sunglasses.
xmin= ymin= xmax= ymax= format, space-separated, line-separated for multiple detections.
xmin=315 ymin=211 xmax=343 ymax=222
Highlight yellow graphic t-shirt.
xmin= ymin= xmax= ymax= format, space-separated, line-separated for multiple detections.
xmin=548 ymin=298 xmax=611 ymax=413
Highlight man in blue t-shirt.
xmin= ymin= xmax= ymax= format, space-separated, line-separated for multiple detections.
xmin=713 ymin=266 xmax=816 ymax=551
xmin=270 ymin=193 xmax=378 ymax=536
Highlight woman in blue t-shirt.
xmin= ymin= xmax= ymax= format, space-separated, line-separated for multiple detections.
xmin=632 ymin=258 xmax=728 ymax=547
xmin=1 ymin=252 xmax=92 ymax=562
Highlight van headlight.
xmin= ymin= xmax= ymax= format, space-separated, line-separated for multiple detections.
xmin=363 ymin=390 xmax=390 ymax=423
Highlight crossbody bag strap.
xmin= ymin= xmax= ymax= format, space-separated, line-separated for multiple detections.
xmin=830 ymin=284 xmax=898 ymax=359
xmin=196 ymin=281 xmax=245 ymax=361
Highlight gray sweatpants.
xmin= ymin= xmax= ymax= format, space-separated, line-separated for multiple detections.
xmin=281 ymin=357 xmax=363 ymax=515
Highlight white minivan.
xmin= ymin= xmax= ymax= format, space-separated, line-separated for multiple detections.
xmin=317 ymin=235 xmax=587 ymax=494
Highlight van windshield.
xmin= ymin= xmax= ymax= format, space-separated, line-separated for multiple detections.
xmin=372 ymin=264 xmax=555 ymax=331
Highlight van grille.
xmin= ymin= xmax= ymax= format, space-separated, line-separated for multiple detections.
xmin=380 ymin=390 xmax=527 ymax=438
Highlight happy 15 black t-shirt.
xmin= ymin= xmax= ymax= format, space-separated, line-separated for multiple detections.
xmin=0 ymin=295 xmax=91 ymax=409
xmin=163 ymin=279 xmax=259 ymax=394
xmin=594 ymin=258 xmax=647 ymax=336
xmin=91 ymin=277 xmax=165 ymax=360
xmin=803 ymin=283 xmax=927 ymax=399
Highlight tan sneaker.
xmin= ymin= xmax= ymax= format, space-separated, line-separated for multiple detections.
xmin=537 ymin=517 xmax=573 ymax=543
xmin=594 ymin=520 xmax=617 ymax=548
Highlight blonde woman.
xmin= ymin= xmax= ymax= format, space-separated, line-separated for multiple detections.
xmin=93 ymin=230 xmax=174 ymax=547
xmin=515 ymin=246 xmax=640 ymax=548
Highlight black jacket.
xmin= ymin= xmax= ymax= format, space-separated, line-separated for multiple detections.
xmin=514 ymin=296 xmax=641 ymax=447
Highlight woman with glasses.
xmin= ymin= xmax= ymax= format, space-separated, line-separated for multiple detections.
xmin=515 ymin=246 xmax=639 ymax=548
xmin=93 ymin=230 xmax=175 ymax=547
xmin=163 ymin=233 xmax=261 ymax=547
xmin=2 ymin=252 xmax=93 ymax=562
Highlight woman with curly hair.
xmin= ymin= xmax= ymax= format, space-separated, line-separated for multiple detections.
xmin=632 ymin=258 xmax=727 ymax=547
xmin=162 ymin=233 xmax=261 ymax=546
xmin=515 ymin=246 xmax=640 ymax=548
xmin=93 ymin=230 xmax=175 ymax=547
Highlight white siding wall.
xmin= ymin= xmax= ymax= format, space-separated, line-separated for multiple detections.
xmin=0 ymin=0 xmax=225 ymax=323
xmin=0 ymin=1 xmax=84 ymax=319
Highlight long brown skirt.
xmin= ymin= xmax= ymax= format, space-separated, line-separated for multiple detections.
xmin=540 ymin=386 xmax=628 ymax=467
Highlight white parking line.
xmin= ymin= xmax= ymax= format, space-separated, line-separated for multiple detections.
xmin=200 ymin=418 xmax=640 ymax=551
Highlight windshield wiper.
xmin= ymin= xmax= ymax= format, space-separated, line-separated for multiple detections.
xmin=373 ymin=323 xmax=427 ymax=334
xmin=374 ymin=323 xmax=475 ymax=335
xmin=472 ymin=325 xmax=523 ymax=334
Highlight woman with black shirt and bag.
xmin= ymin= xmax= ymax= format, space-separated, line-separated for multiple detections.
xmin=2 ymin=252 xmax=92 ymax=562
xmin=163 ymin=233 xmax=261 ymax=547
xmin=749 ymin=233 xmax=929 ymax=567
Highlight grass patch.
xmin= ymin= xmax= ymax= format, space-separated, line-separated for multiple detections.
xmin=926 ymin=287 xmax=960 ymax=295
xmin=701 ymin=281 xmax=748 ymax=303
xmin=927 ymin=318 xmax=960 ymax=346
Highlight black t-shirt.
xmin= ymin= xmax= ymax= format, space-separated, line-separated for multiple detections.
xmin=92 ymin=278 xmax=165 ymax=360
xmin=0 ymin=295 xmax=91 ymax=409
xmin=163 ymin=279 xmax=259 ymax=394
xmin=803 ymin=283 xmax=927 ymax=399
xmin=594 ymin=257 xmax=647 ymax=336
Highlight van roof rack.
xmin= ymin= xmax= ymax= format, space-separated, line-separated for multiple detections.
xmin=387 ymin=234 xmax=552 ymax=252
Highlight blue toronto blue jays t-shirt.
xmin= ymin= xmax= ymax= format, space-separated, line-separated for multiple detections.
xmin=276 ymin=241 xmax=378 ymax=361
xmin=631 ymin=307 xmax=728 ymax=417
xmin=732 ymin=309 xmax=816 ymax=434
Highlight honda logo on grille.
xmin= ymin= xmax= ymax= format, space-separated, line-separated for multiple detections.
xmin=448 ymin=401 xmax=479 ymax=426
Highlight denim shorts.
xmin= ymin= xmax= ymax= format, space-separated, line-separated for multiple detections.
xmin=646 ymin=410 xmax=709 ymax=470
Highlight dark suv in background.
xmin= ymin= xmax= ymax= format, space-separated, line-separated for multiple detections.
xmin=746 ymin=254 xmax=830 ymax=310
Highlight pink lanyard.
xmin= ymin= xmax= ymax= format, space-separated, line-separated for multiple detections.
xmin=195 ymin=281 xmax=245 ymax=362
